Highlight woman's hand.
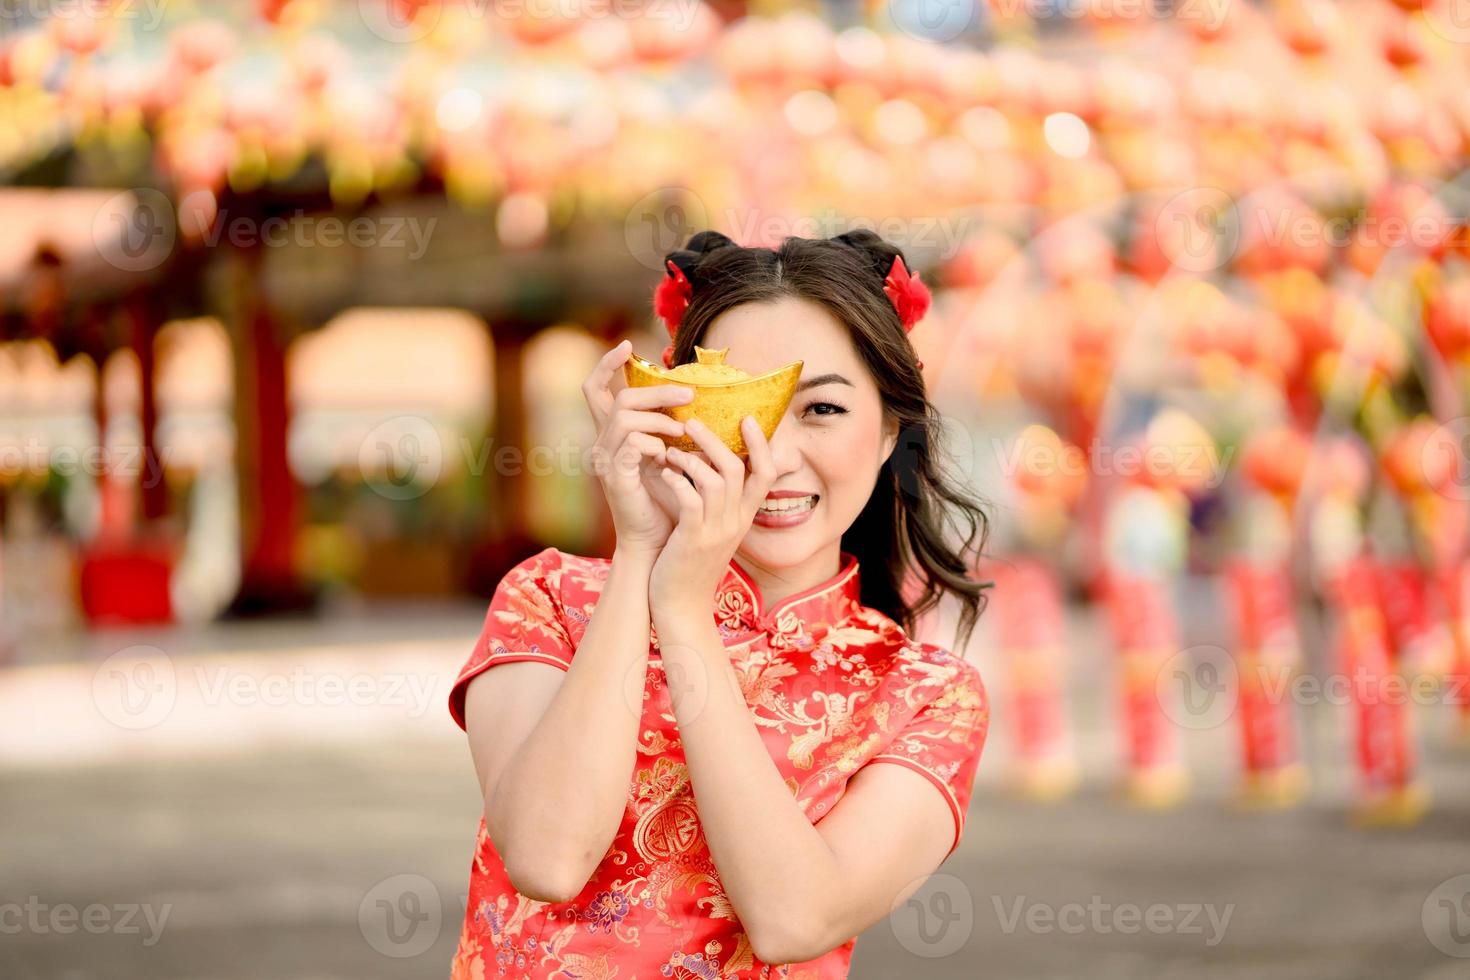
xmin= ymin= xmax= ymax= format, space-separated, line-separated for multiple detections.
xmin=583 ymin=340 xmax=692 ymax=558
xmin=648 ymin=415 xmax=778 ymax=622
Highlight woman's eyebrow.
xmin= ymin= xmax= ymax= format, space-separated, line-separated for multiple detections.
xmin=796 ymin=373 xmax=854 ymax=392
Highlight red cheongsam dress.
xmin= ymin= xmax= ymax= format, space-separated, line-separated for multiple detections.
xmin=447 ymin=547 xmax=989 ymax=980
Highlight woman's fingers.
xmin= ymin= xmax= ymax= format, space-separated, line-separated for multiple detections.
xmin=582 ymin=340 xmax=631 ymax=429
xmin=582 ymin=341 xmax=692 ymax=431
xmin=665 ymin=446 xmax=726 ymax=525
xmin=740 ymin=416 xmax=778 ymax=514
xmin=594 ymin=429 xmax=665 ymax=483
xmin=660 ymin=466 xmax=704 ymax=524
xmin=682 ymin=418 xmax=748 ymax=521
xmin=619 ymin=432 xmax=668 ymax=469
xmin=682 ymin=418 xmax=741 ymax=472
xmin=604 ymin=409 xmax=686 ymax=446
xmin=614 ymin=384 xmax=696 ymax=413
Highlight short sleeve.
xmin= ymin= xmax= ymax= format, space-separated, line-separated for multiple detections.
xmin=448 ymin=547 xmax=577 ymax=730
xmin=867 ymin=655 xmax=989 ymax=859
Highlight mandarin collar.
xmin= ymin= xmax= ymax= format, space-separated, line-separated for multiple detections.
xmin=712 ymin=551 xmax=863 ymax=638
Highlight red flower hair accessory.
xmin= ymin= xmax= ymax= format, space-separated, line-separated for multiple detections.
xmin=883 ymin=255 xmax=931 ymax=331
xmin=653 ymin=259 xmax=693 ymax=368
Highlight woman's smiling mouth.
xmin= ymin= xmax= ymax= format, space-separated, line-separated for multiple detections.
xmin=754 ymin=492 xmax=819 ymax=527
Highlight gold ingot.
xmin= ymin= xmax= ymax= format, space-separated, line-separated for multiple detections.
xmin=622 ymin=345 xmax=803 ymax=456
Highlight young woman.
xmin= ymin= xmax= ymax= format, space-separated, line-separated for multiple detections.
xmin=446 ymin=230 xmax=991 ymax=979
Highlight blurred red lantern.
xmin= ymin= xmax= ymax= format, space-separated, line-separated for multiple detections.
xmin=1316 ymin=438 xmax=1371 ymax=501
xmin=1382 ymin=417 xmax=1456 ymax=496
xmin=503 ymin=3 xmax=581 ymax=45
xmin=769 ymin=13 xmax=835 ymax=87
xmin=290 ymin=34 xmax=346 ymax=93
xmin=1380 ymin=7 xmax=1429 ymax=69
xmin=1140 ymin=409 xmax=1216 ymax=494
xmin=716 ymin=18 xmax=778 ymax=87
xmin=1038 ymin=221 xmax=1115 ymax=285
xmin=629 ymin=2 xmax=718 ymax=64
xmin=1188 ymin=0 xmax=1239 ymax=41
xmin=171 ymin=20 xmax=235 ymax=74
xmin=1012 ymin=425 xmax=1089 ymax=505
xmin=1234 ymin=188 xmax=1331 ymax=278
xmin=50 ymin=8 xmax=110 ymax=57
xmin=1258 ymin=267 xmax=1336 ymax=361
xmin=941 ymin=229 xmax=1021 ymax=290
xmin=1345 ymin=180 xmax=1454 ymax=275
xmin=1424 ymin=277 xmax=1470 ymax=361
xmin=165 ymin=128 xmax=237 ymax=194
xmin=1276 ymin=0 xmax=1339 ymax=56
xmin=577 ymin=17 xmax=633 ymax=71
xmin=1242 ymin=427 xmax=1311 ymax=497
xmin=258 ymin=0 xmax=293 ymax=25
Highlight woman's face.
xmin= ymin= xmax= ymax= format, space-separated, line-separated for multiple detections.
xmin=702 ymin=295 xmax=899 ymax=574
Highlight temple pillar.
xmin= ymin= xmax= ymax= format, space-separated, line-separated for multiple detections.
xmin=225 ymin=247 xmax=312 ymax=616
xmin=466 ymin=321 xmax=541 ymax=596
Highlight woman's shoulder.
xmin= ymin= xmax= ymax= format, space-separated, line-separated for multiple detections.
xmin=497 ymin=546 xmax=613 ymax=604
xmin=874 ymin=626 xmax=988 ymax=704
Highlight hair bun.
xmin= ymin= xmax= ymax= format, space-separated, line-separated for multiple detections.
xmin=832 ymin=229 xmax=905 ymax=283
xmin=664 ymin=230 xmax=739 ymax=284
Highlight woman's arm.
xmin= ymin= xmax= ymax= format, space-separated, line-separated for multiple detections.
xmin=464 ymin=342 xmax=694 ymax=902
xmin=653 ymin=613 xmax=958 ymax=964
xmin=464 ymin=547 xmax=656 ymax=903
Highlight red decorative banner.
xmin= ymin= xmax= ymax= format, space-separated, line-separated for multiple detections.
xmin=992 ymin=559 xmax=1076 ymax=798
xmin=1225 ymin=560 xmax=1301 ymax=784
xmin=1325 ymin=558 xmax=1425 ymax=823
xmin=1106 ymin=570 xmax=1186 ymax=804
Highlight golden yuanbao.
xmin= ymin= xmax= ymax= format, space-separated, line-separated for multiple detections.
xmin=623 ymin=346 xmax=803 ymax=456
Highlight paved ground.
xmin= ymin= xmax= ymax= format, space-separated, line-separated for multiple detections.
xmin=2 ymin=603 xmax=1469 ymax=980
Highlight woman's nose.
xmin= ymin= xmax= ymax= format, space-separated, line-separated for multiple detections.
xmin=766 ymin=421 xmax=802 ymax=475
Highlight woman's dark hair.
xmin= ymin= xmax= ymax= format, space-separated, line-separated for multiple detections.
xmin=662 ymin=229 xmax=992 ymax=651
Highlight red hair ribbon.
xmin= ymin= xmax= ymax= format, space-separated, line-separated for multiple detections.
xmin=653 ymin=259 xmax=692 ymax=369
xmin=883 ymin=255 xmax=931 ymax=332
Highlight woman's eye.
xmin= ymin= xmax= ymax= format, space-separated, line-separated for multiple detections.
xmin=803 ymin=401 xmax=847 ymax=417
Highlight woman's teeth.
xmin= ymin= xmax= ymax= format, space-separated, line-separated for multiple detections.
xmin=758 ymin=495 xmax=817 ymax=514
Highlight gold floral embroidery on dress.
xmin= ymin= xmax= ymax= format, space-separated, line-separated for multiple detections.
xmin=714 ymin=586 xmax=755 ymax=632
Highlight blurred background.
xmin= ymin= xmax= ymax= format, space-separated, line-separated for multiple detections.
xmin=1 ymin=0 xmax=1469 ymax=977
